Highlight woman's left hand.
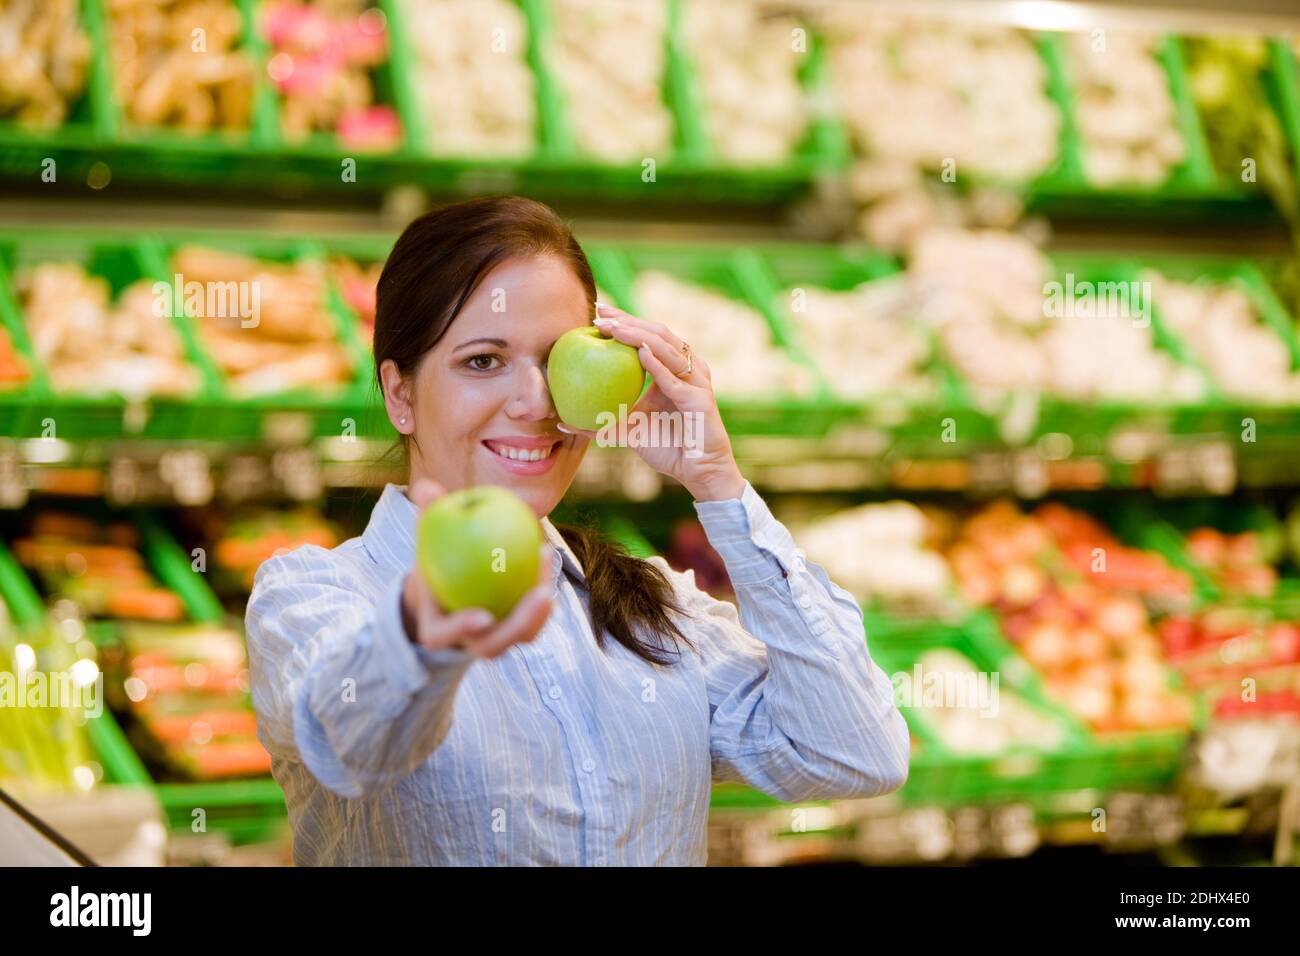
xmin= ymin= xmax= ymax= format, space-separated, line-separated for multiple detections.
xmin=558 ymin=302 xmax=746 ymax=502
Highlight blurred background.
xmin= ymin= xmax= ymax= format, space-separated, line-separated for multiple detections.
xmin=2 ymin=0 xmax=1300 ymax=867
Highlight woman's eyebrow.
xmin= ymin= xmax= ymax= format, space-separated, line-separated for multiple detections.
xmin=452 ymin=337 xmax=509 ymax=353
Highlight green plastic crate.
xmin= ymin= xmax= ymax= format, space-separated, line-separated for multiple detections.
xmin=0 ymin=232 xmax=217 ymax=440
xmin=596 ymin=241 xmax=839 ymax=437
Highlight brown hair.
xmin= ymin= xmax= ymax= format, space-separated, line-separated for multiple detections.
xmin=374 ymin=196 xmax=689 ymax=666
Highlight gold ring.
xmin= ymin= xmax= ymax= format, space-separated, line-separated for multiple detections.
xmin=679 ymin=341 xmax=693 ymax=377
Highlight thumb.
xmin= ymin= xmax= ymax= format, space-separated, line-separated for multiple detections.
xmin=409 ymin=477 xmax=446 ymax=510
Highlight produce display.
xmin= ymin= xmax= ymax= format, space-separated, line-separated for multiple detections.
xmin=681 ymin=0 xmax=809 ymax=164
xmin=0 ymin=611 xmax=100 ymax=792
xmin=945 ymin=500 xmax=1195 ymax=733
xmin=14 ymin=261 xmax=201 ymax=399
xmin=1143 ymin=269 xmax=1300 ymax=404
xmin=0 ymin=325 xmax=29 ymax=388
xmin=262 ymin=0 xmax=400 ymax=148
xmin=631 ymin=270 xmax=816 ymax=399
xmin=792 ymin=501 xmax=952 ymax=610
xmin=331 ymin=255 xmax=381 ymax=341
xmin=401 ymin=0 xmax=535 ymax=157
xmin=896 ymin=648 xmax=1073 ymax=756
xmin=1066 ymin=32 xmax=1187 ymax=187
xmin=819 ymin=7 xmax=1061 ymax=181
xmin=545 ymin=0 xmax=672 ymax=162
xmin=776 ymin=276 xmax=939 ymax=403
xmin=171 ymin=245 xmax=353 ymax=396
xmin=911 ymin=229 xmax=1207 ymax=404
xmin=106 ymin=0 xmax=256 ymax=132
xmin=103 ymin=620 xmax=271 ymax=780
xmin=207 ymin=506 xmax=342 ymax=595
xmin=1160 ymin=605 xmax=1300 ymax=704
xmin=12 ymin=513 xmax=186 ymax=622
xmin=1184 ymin=526 xmax=1280 ymax=597
xmin=0 ymin=0 xmax=92 ymax=128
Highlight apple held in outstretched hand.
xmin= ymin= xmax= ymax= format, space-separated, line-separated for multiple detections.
xmin=546 ymin=325 xmax=646 ymax=432
xmin=417 ymin=486 xmax=544 ymax=619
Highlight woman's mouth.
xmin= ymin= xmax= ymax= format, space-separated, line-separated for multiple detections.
xmin=482 ymin=438 xmax=563 ymax=475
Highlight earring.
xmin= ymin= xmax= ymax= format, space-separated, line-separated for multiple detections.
xmin=399 ymin=416 xmax=407 ymax=425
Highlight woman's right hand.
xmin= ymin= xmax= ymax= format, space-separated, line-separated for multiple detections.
xmin=400 ymin=479 xmax=555 ymax=660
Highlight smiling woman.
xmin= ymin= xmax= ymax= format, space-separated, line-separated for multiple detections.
xmin=242 ymin=196 xmax=910 ymax=866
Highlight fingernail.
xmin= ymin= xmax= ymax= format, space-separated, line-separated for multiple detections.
xmin=593 ymin=317 xmax=617 ymax=328
xmin=556 ymin=423 xmax=575 ymax=434
xmin=470 ymin=610 xmax=494 ymax=629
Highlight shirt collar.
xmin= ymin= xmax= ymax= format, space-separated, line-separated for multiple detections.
xmin=362 ymin=483 xmax=585 ymax=589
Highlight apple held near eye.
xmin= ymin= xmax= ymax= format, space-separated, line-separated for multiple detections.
xmin=417 ymin=486 xmax=543 ymax=619
xmin=546 ymin=326 xmax=646 ymax=433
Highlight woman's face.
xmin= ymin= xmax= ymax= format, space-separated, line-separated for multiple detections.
xmin=381 ymin=255 xmax=592 ymax=518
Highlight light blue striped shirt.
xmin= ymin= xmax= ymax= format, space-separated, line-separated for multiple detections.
xmin=245 ymin=481 xmax=909 ymax=865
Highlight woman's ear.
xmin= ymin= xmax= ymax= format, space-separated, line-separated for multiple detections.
xmin=379 ymin=359 xmax=414 ymax=434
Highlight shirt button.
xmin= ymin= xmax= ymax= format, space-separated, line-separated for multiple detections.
xmin=548 ymin=686 xmax=562 ymax=700
xmin=799 ymin=594 xmax=812 ymax=609
xmin=582 ymin=758 xmax=596 ymax=773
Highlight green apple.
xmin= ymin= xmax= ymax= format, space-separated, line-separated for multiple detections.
xmin=546 ymin=326 xmax=646 ymax=432
xmin=416 ymin=485 xmax=544 ymax=620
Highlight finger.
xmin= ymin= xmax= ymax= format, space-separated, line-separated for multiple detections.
xmin=470 ymin=585 xmax=555 ymax=659
xmin=418 ymin=606 xmax=495 ymax=653
xmin=595 ymin=305 xmax=683 ymax=352
xmin=635 ymin=340 xmax=703 ymax=406
xmin=409 ymin=478 xmax=446 ymax=510
xmin=600 ymin=322 xmax=702 ymax=385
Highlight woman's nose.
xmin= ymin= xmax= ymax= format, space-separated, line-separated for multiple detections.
xmin=506 ymin=363 xmax=557 ymax=421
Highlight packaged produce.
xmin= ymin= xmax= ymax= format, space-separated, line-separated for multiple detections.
xmin=402 ymin=0 xmax=535 ymax=157
xmin=0 ymin=0 xmax=92 ymax=127
xmin=777 ymin=277 xmax=938 ymax=402
xmin=819 ymin=7 xmax=1060 ymax=180
xmin=14 ymin=261 xmax=201 ymax=400
xmin=681 ymin=0 xmax=808 ymax=164
xmin=896 ymin=648 xmax=1072 ymax=756
xmin=13 ymin=513 xmax=186 ymax=622
xmin=792 ymin=501 xmax=952 ymax=609
xmin=172 ymin=246 xmax=353 ymax=396
xmin=262 ymin=0 xmax=400 ymax=148
xmin=546 ymin=0 xmax=672 ymax=162
xmin=1144 ymin=270 xmax=1300 ymax=404
xmin=103 ymin=621 xmax=271 ymax=780
xmin=106 ymin=0 xmax=255 ymax=132
xmin=1066 ymin=32 xmax=1186 ymax=187
xmin=631 ymin=270 xmax=816 ymax=399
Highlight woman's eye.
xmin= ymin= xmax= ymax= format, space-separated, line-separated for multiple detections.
xmin=467 ymin=354 xmax=501 ymax=371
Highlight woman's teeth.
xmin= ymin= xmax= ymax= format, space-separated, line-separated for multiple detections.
xmin=488 ymin=442 xmax=554 ymax=462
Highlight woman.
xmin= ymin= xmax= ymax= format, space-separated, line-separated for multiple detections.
xmin=245 ymin=196 xmax=909 ymax=866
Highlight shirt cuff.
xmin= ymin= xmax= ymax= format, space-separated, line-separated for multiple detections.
xmin=374 ymin=573 xmax=474 ymax=697
xmin=694 ymin=480 xmax=802 ymax=586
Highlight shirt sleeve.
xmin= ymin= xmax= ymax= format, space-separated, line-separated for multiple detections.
xmin=244 ymin=546 xmax=475 ymax=800
xmin=659 ymin=480 xmax=910 ymax=803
